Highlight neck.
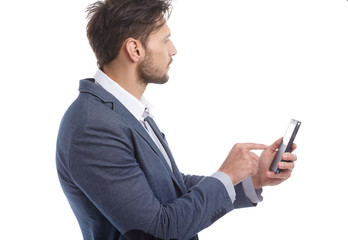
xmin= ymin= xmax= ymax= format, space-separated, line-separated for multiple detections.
xmin=103 ymin=63 xmax=146 ymax=100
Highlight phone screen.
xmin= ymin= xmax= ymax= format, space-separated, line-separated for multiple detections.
xmin=283 ymin=120 xmax=297 ymax=144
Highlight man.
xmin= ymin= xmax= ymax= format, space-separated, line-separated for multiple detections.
xmin=56 ymin=0 xmax=297 ymax=239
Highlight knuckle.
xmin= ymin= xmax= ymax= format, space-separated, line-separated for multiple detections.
xmin=250 ymin=166 xmax=258 ymax=175
xmin=234 ymin=143 xmax=242 ymax=150
xmin=246 ymin=160 xmax=252 ymax=169
xmin=246 ymin=159 xmax=257 ymax=170
xmin=242 ymin=153 xmax=249 ymax=160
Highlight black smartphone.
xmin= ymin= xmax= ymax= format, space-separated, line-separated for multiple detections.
xmin=270 ymin=119 xmax=301 ymax=174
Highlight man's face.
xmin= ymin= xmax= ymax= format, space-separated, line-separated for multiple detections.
xmin=137 ymin=22 xmax=177 ymax=85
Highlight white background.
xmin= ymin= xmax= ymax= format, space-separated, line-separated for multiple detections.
xmin=1 ymin=0 xmax=347 ymax=239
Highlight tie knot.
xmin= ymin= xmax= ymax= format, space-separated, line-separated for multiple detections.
xmin=142 ymin=107 xmax=150 ymax=120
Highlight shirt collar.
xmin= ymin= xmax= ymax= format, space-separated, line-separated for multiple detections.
xmin=94 ymin=69 xmax=153 ymax=121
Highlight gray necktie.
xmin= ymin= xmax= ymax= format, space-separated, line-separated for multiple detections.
xmin=142 ymin=108 xmax=173 ymax=171
xmin=142 ymin=108 xmax=151 ymax=130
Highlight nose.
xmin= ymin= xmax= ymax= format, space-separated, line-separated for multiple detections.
xmin=169 ymin=40 xmax=177 ymax=57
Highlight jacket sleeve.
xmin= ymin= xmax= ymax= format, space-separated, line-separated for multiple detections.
xmin=68 ymin=122 xmax=251 ymax=239
xmin=181 ymin=174 xmax=205 ymax=189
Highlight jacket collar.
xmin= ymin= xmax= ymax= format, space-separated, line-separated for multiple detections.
xmin=79 ymin=78 xmax=117 ymax=104
xmin=79 ymin=78 xmax=155 ymax=141
xmin=93 ymin=69 xmax=153 ymax=122
xmin=79 ymin=79 xmax=157 ymax=151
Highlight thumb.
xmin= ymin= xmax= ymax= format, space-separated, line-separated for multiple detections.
xmin=269 ymin=137 xmax=283 ymax=151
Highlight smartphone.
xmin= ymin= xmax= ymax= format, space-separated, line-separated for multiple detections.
xmin=270 ymin=119 xmax=301 ymax=173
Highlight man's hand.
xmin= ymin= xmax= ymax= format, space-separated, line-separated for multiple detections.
xmin=252 ymin=138 xmax=297 ymax=189
xmin=219 ymin=143 xmax=268 ymax=186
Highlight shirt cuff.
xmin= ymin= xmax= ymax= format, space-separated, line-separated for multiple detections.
xmin=211 ymin=171 xmax=236 ymax=203
xmin=242 ymin=176 xmax=263 ymax=204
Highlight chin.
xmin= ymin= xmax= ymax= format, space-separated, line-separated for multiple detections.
xmin=153 ymin=77 xmax=169 ymax=85
xmin=151 ymin=73 xmax=169 ymax=85
xmin=139 ymin=71 xmax=169 ymax=85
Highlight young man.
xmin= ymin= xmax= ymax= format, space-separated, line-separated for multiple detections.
xmin=56 ymin=0 xmax=297 ymax=239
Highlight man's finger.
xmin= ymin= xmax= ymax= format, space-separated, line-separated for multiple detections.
xmin=278 ymin=161 xmax=295 ymax=171
xmin=242 ymin=143 xmax=268 ymax=150
xmin=282 ymin=153 xmax=297 ymax=162
xmin=269 ymin=137 xmax=283 ymax=151
xmin=291 ymin=143 xmax=297 ymax=152
xmin=267 ymin=170 xmax=292 ymax=180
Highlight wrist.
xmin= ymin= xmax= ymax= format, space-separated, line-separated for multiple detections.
xmin=218 ymin=168 xmax=236 ymax=186
xmin=251 ymin=175 xmax=262 ymax=189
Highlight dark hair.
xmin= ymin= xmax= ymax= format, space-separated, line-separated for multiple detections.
xmin=86 ymin=0 xmax=172 ymax=69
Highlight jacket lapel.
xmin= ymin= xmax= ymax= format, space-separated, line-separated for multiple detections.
xmin=114 ymin=103 xmax=165 ymax=161
xmin=79 ymin=79 xmax=186 ymax=194
xmin=79 ymin=79 xmax=162 ymax=156
xmin=146 ymin=117 xmax=187 ymax=194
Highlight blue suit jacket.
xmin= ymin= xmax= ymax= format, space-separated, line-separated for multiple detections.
xmin=56 ymin=79 xmax=255 ymax=240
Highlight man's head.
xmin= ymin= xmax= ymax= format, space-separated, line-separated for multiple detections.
xmin=136 ymin=20 xmax=176 ymax=85
xmin=86 ymin=0 xmax=173 ymax=72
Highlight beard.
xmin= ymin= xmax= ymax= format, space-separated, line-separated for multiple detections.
xmin=137 ymin=53 xmax=171 ymax=85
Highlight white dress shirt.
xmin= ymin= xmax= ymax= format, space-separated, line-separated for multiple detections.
xmin=94 ymin=69 xmax=173 ymax=171
xmin=93 ymin=69 xmax=262 ymax=204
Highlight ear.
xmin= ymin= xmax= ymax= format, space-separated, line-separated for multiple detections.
xmin=124 ymin=38 xmax=143 ymax=62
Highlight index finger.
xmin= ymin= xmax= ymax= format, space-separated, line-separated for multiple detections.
xmin=242 ymin=143 xmax=268 ymax=150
